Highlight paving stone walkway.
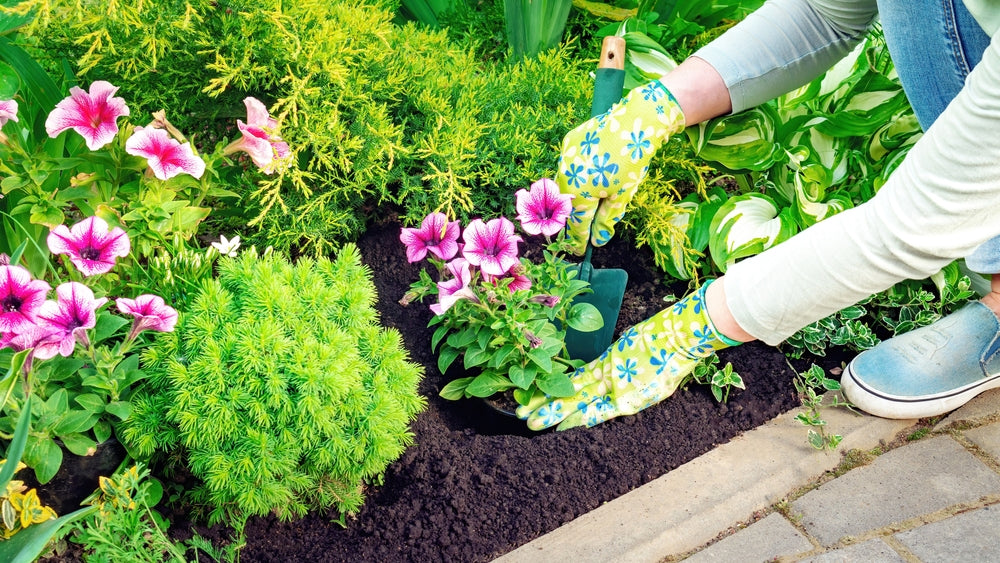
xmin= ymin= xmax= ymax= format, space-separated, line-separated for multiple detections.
xmin=496 ymin=389 xmax=1000 ymax=563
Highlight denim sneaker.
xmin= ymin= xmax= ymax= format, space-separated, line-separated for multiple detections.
xmin=842 ymin=302 xmax=1000 ymax=419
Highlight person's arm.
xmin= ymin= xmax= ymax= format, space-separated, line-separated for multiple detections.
xmin=687 ymin=0 xmax=878 ymax=118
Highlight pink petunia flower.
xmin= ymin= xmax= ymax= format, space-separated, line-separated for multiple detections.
xmin=116 ymin=294 xmax=178 ymax=341
xmin=0 ymin=265 xmax=51 ymax=334
xmin=125 ymin=126 xmax=206 ymax=180
xmin=399 ymin=212 xmax=460 ymax=263
xmin=461 ymin=217 xmax=522 ymax=277
xmin=515 ymin=178 xmax=574 ymax=237
xmin=223 ymin=97 xmax=292 ymax=175
xmin=45 ymin=81 xmax=130 ymax=150
xmin=33 ymin=282 xmax=107 ymax=358
xmin=47 ymin=216 xmax=131 ymax=277
xmin=0 ymin=99 xmax=18 ymax=128
xmin=430 ymin=258 xmax=478 ymax=315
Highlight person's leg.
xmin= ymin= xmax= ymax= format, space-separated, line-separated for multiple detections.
xmin=837 ymin=0 xmax=1000 ymax=418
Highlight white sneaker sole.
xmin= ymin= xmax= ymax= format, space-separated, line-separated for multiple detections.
xmin=842 ymin=362 xmax=1000 ymax=419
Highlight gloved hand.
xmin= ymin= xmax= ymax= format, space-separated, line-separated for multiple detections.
xmin=558 ymin=79 xmax=686 ymax=255
xmin=516 ymin=280 xmax=740 ymax=430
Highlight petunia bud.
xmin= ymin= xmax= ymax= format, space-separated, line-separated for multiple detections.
xmin=524 ymin=330 xmax=543 ymax=349
xmin=530 ymin=294 xmax=561 ymax=307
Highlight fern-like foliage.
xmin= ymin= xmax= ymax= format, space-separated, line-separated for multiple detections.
xmin=120 ymin=244 xmax=425 ymax=528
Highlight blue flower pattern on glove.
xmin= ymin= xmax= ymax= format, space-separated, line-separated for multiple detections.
xmin=616 ymin=358 xmax=638 ymax=384
xmin=581 ymin=130 xmax=600 ymax=156
xmin=588 ymin=152 xmax=619 ymax=188
xmin=627 ymin=130 xmax=652 ymax=160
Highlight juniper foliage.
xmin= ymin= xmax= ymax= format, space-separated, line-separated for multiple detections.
xmin=120 ymin=244 xmax=425 ymax=527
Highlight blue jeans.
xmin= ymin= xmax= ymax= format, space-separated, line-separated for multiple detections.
xmin=878 ymin=0 xmax=1000 ymax=273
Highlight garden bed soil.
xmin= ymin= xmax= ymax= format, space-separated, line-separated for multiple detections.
xmin=40 ymin=215 xmax=845 ymax=562
xmin=229 ymin=217 xmax=845 ymax=563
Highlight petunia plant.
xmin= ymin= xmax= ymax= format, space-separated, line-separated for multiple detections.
xmin=0 ymin=53 xmax=290 ymax=285
xmin=0 ymin=215 xmax=183 ymax=485
xmin=401 ymin=179 xmax=604 ymax=404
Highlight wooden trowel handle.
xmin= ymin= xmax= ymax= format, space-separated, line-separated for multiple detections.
xmin=598 ymin=36 xmax=626 ymax=71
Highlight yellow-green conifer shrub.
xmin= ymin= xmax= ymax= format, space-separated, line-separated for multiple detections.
xmin=14 ymin=0 xmax=592 ymax=255
xmin=119 ymin=244 xmax=425 ymax=527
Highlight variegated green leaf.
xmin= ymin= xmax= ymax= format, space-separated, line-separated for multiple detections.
xmin=709 ymin=193 xmax=798 ymax=271
xmin=686 ymin=105 xmax=783 ymax=172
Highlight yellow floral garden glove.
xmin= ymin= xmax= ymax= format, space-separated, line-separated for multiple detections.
xmin=558 ymin=79 xmax=686 ymax=255
xmin=516 ymin=281 xmax=740 ymax=430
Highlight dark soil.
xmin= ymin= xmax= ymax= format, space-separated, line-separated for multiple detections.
xmin=231 ymin=217 xmax=843 ymax=563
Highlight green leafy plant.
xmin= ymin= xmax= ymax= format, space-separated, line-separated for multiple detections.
xmin=785 ymin=261 xmax=976 ymax=358
xmin=503 ymin=0 xmax=573 ymax=61
xmin=0 ymin=61 xmax=246 ymax=284
xmin=688 ymin=354 xmax=744 ymax=403
xmin=67 ymin=464 xmax=227 ymax=562
xmin=401 ymin=180 xmax=603 ymax=404
xmin=120 ymin=245 xmax=426 ymax=529
xmin=793 ymin=364 xmax=850 ymax=451
xmin=612 ymin=27 xmax=920 ymax=281
xmin=0 ymin=460 xmax=57 ymax=540
xmin=0 ymin=218 xmax=182 ymax=485
xmin=592 ymin=0 xmax=764 ymax=90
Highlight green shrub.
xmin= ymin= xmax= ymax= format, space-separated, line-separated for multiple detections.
xmin=16 ymin=0 xmax=592 ymax=255
xmin=119 ymin=244 xmax=425 ymax=527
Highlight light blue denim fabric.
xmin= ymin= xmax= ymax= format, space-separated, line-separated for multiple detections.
xmin=879 ymin=0 xmax=1000 ymax=273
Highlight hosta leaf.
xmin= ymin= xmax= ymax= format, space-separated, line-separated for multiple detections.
xmin=686 ymin=105 xmax=783 ymax=172
xmin=708 ymin=193 xmax=798 ymax=271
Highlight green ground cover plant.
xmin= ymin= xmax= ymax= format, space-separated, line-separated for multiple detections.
xmin=120 ymin=245 xmax=425 ymax=529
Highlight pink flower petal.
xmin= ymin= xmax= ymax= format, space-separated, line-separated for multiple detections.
xmin=45 ymin=80 xmax=129 ymax=150
xmin=0 ymin=99 xmax=18 ymax=127
xmin=244 ymin=97 xmax=278 ymax=130
xmin=0 ymin=265 xmax=51 ymax=333
xmin=462 ymin=217 xmax=521 ymax=277
xmin=431 ymin=258 xmax=477 ymax=315
xmin=33 ymin=282 xmax=107 ymax=357
xmin=125 ymin=126 xmax=206 ymax=180
xmin=116 ymin=294 xmax=178 ymax=333
xmin=399 ymin=212 xmax=460 ymax=263
xmin=47 ymin=216 xmax=131 ymax=277
xmin=516 ymin=178 xmax=574 ymax=237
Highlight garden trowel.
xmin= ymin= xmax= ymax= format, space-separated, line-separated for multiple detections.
xmin=565 ymin=36 xmax=629 ymax=363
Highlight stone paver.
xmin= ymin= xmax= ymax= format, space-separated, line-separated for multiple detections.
xmin=936 ymin=388 xmax=1000 ymax=430
xmin=496 ymin=399 xmax=912 ymax=563
xmin=963 ymin=421 xmax=1000 ymax=461
xmin=798 ymin=538 xmax=906 ymax=562
xmin=790 ymin=436 xmax=1000 ymax=546
xmin=894 ymin=504 xmax=1000 ymax=562
xmin=684 ymin=513 xmax=812 ymax=562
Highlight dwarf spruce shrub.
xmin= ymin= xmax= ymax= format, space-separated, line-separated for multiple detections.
xmin=16 ymin=0 xmax=592 ymax=255
xmin=119 ymin=244 xmax=425 ymax=526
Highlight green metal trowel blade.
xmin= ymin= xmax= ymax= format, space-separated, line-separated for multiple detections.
xmin=565 ymin=265 xmax=628 ymax=362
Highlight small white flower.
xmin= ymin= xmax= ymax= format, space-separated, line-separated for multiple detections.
xmin=211 ymin=235 xmax=241 ymax=257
